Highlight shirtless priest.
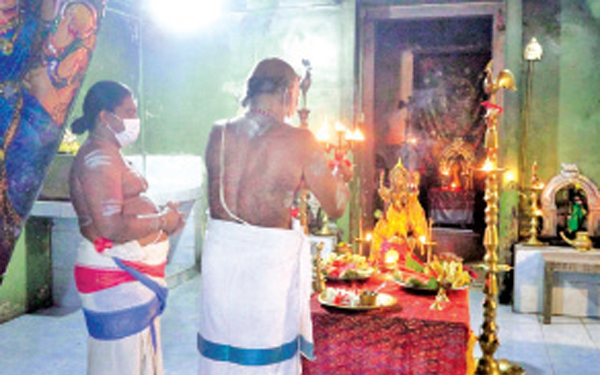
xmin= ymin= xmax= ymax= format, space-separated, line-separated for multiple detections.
xmin=198 ymin=58 xmax=352 ymax=374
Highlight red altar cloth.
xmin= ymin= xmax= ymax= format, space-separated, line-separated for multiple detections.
xmin=303 ymin=274 xmax=472 ymax=375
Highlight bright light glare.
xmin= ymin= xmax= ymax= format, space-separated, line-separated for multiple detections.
xmin=481 ymin=159 xmax=495 ymax=172
xmin=316 ymin=118 xmax=330 ymax=143
xmin=149 ymin=0 xmax=222 ymax=33
xmin=334 ymin=121 xmax=346 ymax=133
xmin=504 ymin=170 xmax=516 ymax=183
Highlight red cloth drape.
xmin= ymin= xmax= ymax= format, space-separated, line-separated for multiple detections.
xmin=303 ymin=274 xmax=471 ymax=375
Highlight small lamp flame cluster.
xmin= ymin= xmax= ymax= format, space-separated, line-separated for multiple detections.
xmin=317 ymin=118 xmax=364 ymax=161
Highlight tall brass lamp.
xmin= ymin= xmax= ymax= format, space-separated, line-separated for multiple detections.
xmin=475 ymin=62 xmax=525 ymax=375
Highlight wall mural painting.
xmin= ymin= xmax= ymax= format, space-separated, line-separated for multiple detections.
xmin=410 ymin=52 xmax=490 ymax=185
xmin=0 ymin=0 xmax=105 ymax=283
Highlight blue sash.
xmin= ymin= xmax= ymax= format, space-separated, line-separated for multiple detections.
xmin=83 ymin=257 xmax=168 ymax=344
xmin=197 ymin=333 xmax=314 ymax=366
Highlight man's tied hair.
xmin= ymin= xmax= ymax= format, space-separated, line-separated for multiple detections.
xmin=242 ymin=57 xmax=299 ymax=107
xmin=242 ymin=76 xmax=289 ymax=107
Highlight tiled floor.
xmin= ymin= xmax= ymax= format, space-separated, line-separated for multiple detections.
xmin=0 ymin=275 xmax=599 ymax=375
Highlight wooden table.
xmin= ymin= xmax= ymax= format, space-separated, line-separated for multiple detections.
xmin=542 ymin=251 xmax=600 ymax=324
xmin=303 ymin=274 xmax=473 ymax=375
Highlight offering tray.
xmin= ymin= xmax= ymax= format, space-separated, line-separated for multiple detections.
xmin=321 ymin=253 xmax=376 ymax=282
xmin=318 ymin=287 xmax=396 ymax=311
xmin=325 ymin=269 xmax=374 ymax=282
xmin=393 ymin=278 xmax=469 ymax=293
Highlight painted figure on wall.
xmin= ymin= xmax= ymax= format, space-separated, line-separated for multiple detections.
xmin=0 ymin=0 xmax=104 ymax=284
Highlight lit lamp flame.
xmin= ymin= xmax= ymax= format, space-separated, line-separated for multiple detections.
xmin=344 ymin=129 xmax=353 ymax=141
xmin=408 ymin=137 xmax=418 ymax=145
xmin=532 ymin=181 xmax=545 ymax=190
xmin=504 ymin=170 xmax=516 ymax=184
xmin=346 ymin=128 xmax=364 ymax=142
xmin=317 ymin=118 xmax=330 ymax=143
xmin=334 ymin=121 xmax=346 ymax=133
xmin=384 ymin=250 xmax=399 ymax=269
xmin=481 ymin=158 xmax=495 ymax=172
xmin=419 ymin=235 xmax=427 ymax=256
xmin=365 ymin=232 xmax=372 ymax=242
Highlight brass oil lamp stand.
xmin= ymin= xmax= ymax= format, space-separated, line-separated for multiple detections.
xmin=298 ymin=59 xmax=312 ymax=235
xmin=475 ymin=62 xmax=524 ymax=375
xmin=296 ymin=59 xmax=325 ymax=294
xmin=522 ymin=162 xmax=546 ymax=246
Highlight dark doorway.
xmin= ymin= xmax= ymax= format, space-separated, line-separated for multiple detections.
xmin=371 ymin=16 xmax=492 ymax=261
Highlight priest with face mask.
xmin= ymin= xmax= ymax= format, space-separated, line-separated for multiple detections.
xmin=69 ymin=80 xmax=186 ymax=375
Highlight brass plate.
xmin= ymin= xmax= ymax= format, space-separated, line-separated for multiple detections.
xmin=393 ymin=279 xmax=469 ymax=293
xmin=325 ymin=274 xmax=371 ymax=282
xmin=323 ymin=268 xmax=375 ymax=281
xmin=318 ymin=292 xmax=397 ymax=311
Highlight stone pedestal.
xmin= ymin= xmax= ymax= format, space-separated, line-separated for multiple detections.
xmin=514 ymin=244 xmax=600 ymax=319
xmin=32 ymin=155 xmax=205 ymax=308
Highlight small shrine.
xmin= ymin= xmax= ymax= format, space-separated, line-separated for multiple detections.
xmin=429 ymin=137 xmax=477 ymax=226
xmin=540 ymin=164 xmax=600 ymax=237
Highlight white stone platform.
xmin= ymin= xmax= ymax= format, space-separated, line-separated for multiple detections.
xmin=514 ymin=244 xmax=600 ymax=318
xmin=32 ymin=155 xmax=205 ymax=308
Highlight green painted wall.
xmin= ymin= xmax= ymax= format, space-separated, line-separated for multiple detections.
xmin=513 ymin=0 xmax=600 ymax=184
xmin=69 ymin=8 xmax=141 ymax=148
xmin=0 ymin=220 xmax=52 ymax=323
xmin=498 ymin=0 xmax=523 ymax=273
xmin=519 ymin=0 xmax=561 ymax=183
xmin=141 ymin=1 xmax=357 ymax=156
xmin=0 ymin=236 xmax=27 ymax=323
xmin=558 ymin=1 xmax=600 ymax=177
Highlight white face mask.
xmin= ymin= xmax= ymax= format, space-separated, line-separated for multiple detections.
xmin=109 ymin=112 xmax=140 ymax=148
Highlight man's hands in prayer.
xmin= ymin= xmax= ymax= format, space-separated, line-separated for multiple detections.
xmin=162 ymin=202 xmax=186 ymax=235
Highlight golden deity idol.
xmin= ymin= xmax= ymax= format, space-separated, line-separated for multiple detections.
xmin=370 ymin=158 xmax=428 ymax=262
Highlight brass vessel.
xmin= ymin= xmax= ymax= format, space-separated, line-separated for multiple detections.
xmin=359 ymin=290 xmax=378 ymax=306
xmin=560 ymin=231 xmax=592 ymax=252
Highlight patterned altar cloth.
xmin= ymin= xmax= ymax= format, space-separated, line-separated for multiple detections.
xmin=303 ymin=274 xmax=474 ymax=375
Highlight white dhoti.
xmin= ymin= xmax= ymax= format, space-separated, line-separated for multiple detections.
xmin=75 ymin=239 xmax=169 ymax=375
xmin=198 ymin=219 xmax=314 ymax=375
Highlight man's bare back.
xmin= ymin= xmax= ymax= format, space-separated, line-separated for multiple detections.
xmin=206 ymin=112 xmax=349 ymax=229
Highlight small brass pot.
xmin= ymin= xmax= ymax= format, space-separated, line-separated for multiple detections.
xmin=359 ymin=290 xmax=378 ymax=306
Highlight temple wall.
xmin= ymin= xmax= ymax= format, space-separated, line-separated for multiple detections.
xmin=557 ymin=1 xmax=600 ymax=179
